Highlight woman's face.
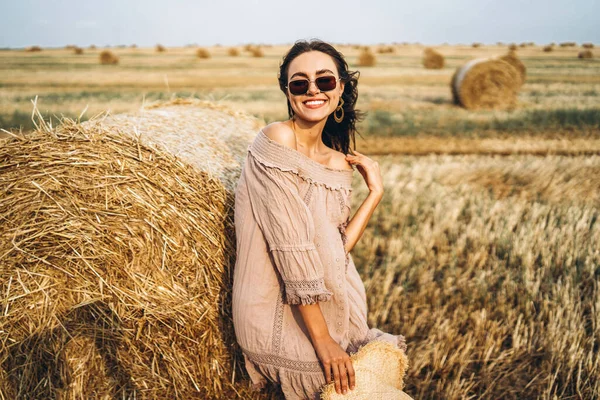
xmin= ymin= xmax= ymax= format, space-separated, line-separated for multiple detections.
xmin=285 ymin=51 xmax=345 ymax=123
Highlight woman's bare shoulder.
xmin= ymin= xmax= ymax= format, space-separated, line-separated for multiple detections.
xmin=328 ymin=149 xmax=353 ymax=171
xmin=262 ymin=122 xmax=297 ymax=150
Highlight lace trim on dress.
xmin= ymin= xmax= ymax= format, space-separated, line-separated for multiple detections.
xmin=272 ymin=289 xmax=284 ymax=355
xmin=283 ymin=277 xmax=333 ymax=305
xmin=248 ymin=130 xmax=354 ymax=191
xmin=243 ymin=348 xmax=324 ymax=374
xmin=337 ymin=216 xmax=351 ymax=273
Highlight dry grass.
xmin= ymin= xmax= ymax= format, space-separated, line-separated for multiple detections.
xmin=351 ymin=154 xmax=600 ymax=399
xmin=357 ymin=48 xmax=376 ymax=67
xmin=196 ymin=47 xmax=211 ymax=59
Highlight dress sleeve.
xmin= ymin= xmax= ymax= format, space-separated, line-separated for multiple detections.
xmin=244 ymin=150 xmax=332 ymax=305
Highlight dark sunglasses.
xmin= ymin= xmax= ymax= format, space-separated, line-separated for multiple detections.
xmin=286 ymin=76 xmax=338 ymax=96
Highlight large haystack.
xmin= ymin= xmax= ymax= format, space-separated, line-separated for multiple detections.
xmin=0 ymin=99 xmax=266 ymax=399
xmin=422 ymin=48 xmax=444 ymax=69
xmin=578 ymin=50 xmax=593 ymax=59
xmin=451 ymin=57 xmax=521 ymax=110
xmin=500 ymin=51 xmax=527 ymax=86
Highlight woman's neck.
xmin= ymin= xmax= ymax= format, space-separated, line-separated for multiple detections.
xmin=288 ymin=117 xmax=329 ymax=156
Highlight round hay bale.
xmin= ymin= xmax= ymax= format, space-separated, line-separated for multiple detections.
xmin=543 ymin=45 xmax=554 ymax=52
xmin=582 ymin=43 xmax=594 ymax=49
xmin=357 ymin=48 xmax=376 ymax=67
xmin=500 ymin=51 xmax=526 ymax=86
xmin=99 ymin=50 xmax=119 ymax=65
xmin=508 ymin=43 xmax=518 ymax=51
xmin=89 ymin=44 xmax=97 ymax=50
xmin=472 ymin=42 xmax=482 ymax=48
xmin=196 ymin=47 xmax=211 ymax=59
xmin=578 ymin=50 xmax=593 ymax=59
xmin=156 ymin=44 xmax=166 ymax=52
xmin=422 ymin=48 xmax=444 ymax=69
xmin=73 ymin=46 xmax=84 ymax=55
xmin=0 ymin=99 xmax=264 ymax=399
xmin=450 ymin=57 xmax=521 ymax=110
xmin=227 ymin=47 xmax=240 ymax=56
xmin=250 ymin=46 xmax=264 ymax=57
xmin=25 ymin=45 xmax=42 ymax=52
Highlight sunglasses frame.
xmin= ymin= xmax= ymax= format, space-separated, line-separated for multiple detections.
xmin=286 ymin=75 xmax=340 ymax=96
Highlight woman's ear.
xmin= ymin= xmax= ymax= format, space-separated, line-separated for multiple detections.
xmin=340 ymin=81 xmax=345 ymax=95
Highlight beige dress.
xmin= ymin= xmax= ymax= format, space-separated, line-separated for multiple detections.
xmin=232 ymin=129 xmax=406 ymax=400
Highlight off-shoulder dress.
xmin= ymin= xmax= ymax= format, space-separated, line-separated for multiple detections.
xmin=232 ymin=129 xmax=406 ymax=399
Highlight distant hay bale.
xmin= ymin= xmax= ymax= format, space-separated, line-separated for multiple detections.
xmin=130 ymin=44 xmax=137 ymax=49
xmin=99 ymin=50 xmax=119 ymax=65
xmin=508 ymin=43 xmax=518 ymax=51
xmin=227 ymin=47 xmax=239 ymax=56
xmin=559 ymin=42 xmax=577 ymax=47
xmin=500 ymin=51 xmax=526 ymax=86
xmin=89 ymin=44 xmax=96 ymax=49
xmin=582 ymin=43 xmax=594 ymax=49
xmin=578 ymin=50 xmax=593 ymax=59
xmin=250 ymin=47 xmax=264 ymax=57
xmin=25 ymin=45 xmax=42 ymax=52
xmin=543 ymin=45 xmax=554 ymax=52
xmin=357 ymin=48 xmax=376 ymax=67
xmin=422 ymin=48 xmax=445 ymax=69
xmin=156 ymin=44 xmax=166 ymax=52
xmin=377 ymin=46 xmax=395 ymax=54
xmin=196 ymin=48 xmax=211 ymax=59
xmin=73 ymin=47 xmax=84 ymax=55
xmin=65 ymin=44 xmax=76 ymax=50
xmin=472 ymin=43 xmax=482 ymax=48
xmin=451 ymin=57 xmax=521 ymax=110
xmin=0 ymin=99 xmax=262 ymax=399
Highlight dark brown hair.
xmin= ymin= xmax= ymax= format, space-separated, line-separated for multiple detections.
xmin=278 ymin=39 xmax=364 ymax=155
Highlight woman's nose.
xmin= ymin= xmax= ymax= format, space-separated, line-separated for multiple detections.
xmin=306 ymin=81 xmax=320 ymax=95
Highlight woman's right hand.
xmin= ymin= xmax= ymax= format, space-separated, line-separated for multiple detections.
xmin=313 ymin=335 xmax=356 ymax=395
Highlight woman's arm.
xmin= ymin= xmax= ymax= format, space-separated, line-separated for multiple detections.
xmin=343 ymin=190 xmax=382 ymax=254
xmin=343 ymin=150 xmax=384 ymax=254
xmin=297 ymin=303 xmax=355 ymax=395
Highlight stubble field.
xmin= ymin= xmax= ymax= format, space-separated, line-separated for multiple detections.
xmin=1 ymin=43 xmax=599 ymax=398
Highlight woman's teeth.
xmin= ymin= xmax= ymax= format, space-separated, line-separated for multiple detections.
xmin=305 ymin=100 xmax=325 ymax=106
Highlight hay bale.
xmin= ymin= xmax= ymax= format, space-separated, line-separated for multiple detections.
xmin=450 ymin=57 xmax=521 ymax=110
xmin=357 ymin=48 xmax=376 ymax=67
xmin=508 ymin=43 xmax=518 ymax=51
xmin=99 ymin=50 xmax=119 ymax=65
xmin=543 ymin=45 xmax=554 ymax=52
xmin=0 ymin=99 xmax=263 ymax=399
xmin=422 ymin=48 xmax=444 ymax=69
xmin=156 ymin=44 xmax=166 ymax=52
xmin=74 ymin=47 xmax=84 ymax=55
xmin=472 ymin=42 xmax=482 ymax=48
xmin=89 ymin=44 xmax=97 ymax=49
xmin=559 ymin=42 xmax=577 ymax=47
xmin=500 ymin=51 xmax=526 ymax=86
xmin=582 ymin=43 xmax=594 ymax=49
xmin=250 ymin=47 xmax=264 ymax=57
xmin=196 ymin=48 xmax=211 ymax=59
xmin=228 ymin=47 xmax=240 ymax=56
xmin=25 ymin=45 xmax=42 ymax=52
xmin=578 ymin=50 xmax=593 ymax=59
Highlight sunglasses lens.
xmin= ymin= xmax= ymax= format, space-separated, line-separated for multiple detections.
xmin=288 ymin=80 xmax=309 ymax=95
xmin=316 ymin=76 xmax=337 ymax=91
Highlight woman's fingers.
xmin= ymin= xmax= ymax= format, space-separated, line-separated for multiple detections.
xmin=332 ymin=362 xmax=341 ymax=394
xmin=346 ymin=358 xmax=356 ymax=390
xmin=324 ymin=361 xmax=332 ymax=385
xmin=338 ymin=361 xmax=349 ymax=394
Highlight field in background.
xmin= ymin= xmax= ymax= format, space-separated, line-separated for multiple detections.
xmin=1 ymin=43 xmax=599 ymax=148
xmin=2 ymin=43 xmax=600 ymax=398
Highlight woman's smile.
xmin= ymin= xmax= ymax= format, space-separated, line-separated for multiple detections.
xmin=303 ymin=99 xmax=328 ymax=109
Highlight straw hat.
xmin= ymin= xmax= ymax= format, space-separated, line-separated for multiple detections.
xmin=320 ymin=341 xmax=413 ymax=400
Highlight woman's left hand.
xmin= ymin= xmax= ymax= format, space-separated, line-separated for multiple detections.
xmin=345 ymin=150 xmax=383 ymax=196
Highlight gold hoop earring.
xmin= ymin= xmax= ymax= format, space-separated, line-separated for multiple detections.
xmin=334 ymin=97 xmax=345 ymax=123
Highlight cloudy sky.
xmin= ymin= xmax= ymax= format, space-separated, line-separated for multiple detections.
xmin=1 ymin=0 xmax=598 ymax=48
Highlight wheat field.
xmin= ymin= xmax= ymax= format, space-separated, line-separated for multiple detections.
xmin=1 ymin=43 xmax=599 ymax=399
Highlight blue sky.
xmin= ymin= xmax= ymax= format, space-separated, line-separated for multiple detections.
xmin=1 ymin=0 xmax=598 ymax=48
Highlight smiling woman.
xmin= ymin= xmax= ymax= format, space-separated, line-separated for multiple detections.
xmin=231 ymin=39 xmax=412 ymax=400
